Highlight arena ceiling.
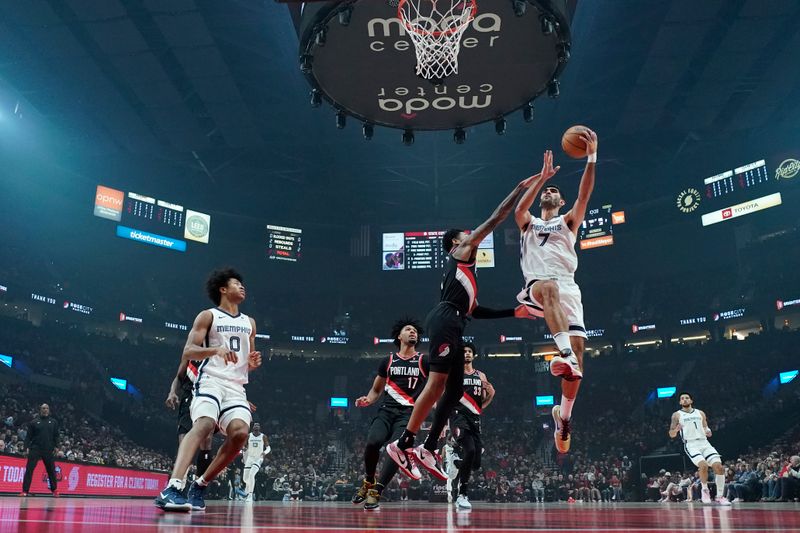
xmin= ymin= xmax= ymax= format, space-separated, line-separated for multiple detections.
xmin=1 ymin=0 xmax=799 ymax=227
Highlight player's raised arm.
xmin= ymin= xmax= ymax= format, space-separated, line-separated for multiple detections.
xmin=564 ymin=129 xmax=598 ymax=233
xmin=182 ymin=310 xmax=235 ymax=363
xmin=453 ymin=175 xmax=539 ymax=261
xmin=514 ymin=150 xmax=561 ymax=230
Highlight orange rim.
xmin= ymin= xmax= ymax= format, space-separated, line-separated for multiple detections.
xmin=397 ymin=0 xmax=477 ymax=37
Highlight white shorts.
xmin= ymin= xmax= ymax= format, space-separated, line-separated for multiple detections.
xmin=517 ymin=278 xmax=586 ymax=338
xmin=244 ymin=456 xmax=263 ymax=470
xmin=684 ymin=439 xmax=721 ymax=467
xmin=191 ymin=375 xmax=252 ymax=435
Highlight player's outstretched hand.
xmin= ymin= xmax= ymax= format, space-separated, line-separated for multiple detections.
xmin=165 ymin=391 xmax=179 ymax=410
xmin=514 ymin=304 xmax=538 ymax=320
xmin=355 ymin=396 xmax=371 ymax=407
xmin=248 ymin=351 xmax=262 ymax=370
xmin=581 ymin=128 xmax=598 ymax=157
xmin=540 ymin=149 xmax=560 ymax=181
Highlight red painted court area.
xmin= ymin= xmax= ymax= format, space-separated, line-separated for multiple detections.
xmin=1 ymin=498 xmax=798 ymax=532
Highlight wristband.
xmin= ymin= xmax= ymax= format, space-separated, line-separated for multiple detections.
xmin=587 ymin=153 xmax=597 ymax=163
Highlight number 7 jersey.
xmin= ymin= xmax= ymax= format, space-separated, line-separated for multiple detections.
xmin=520 ymin=215 xmax=578 ymax=283
xmin=200 ymin=307 xmax=253 ymax=385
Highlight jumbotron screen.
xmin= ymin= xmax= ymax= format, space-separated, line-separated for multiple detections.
xmin=267 ymin=224 xmax=303 ymax=262
xmin=93 ymin=185 xmax=211 ymax=252
xmin=381 ymin=231 xmax=494 ymax=270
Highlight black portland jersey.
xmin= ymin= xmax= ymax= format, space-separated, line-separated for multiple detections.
xmin=440 ymin=253 xmax=478 ymax=316
xmin=377 ymin=352 xmax=429 ymax=408
xmin=458 ymin=369 xmax=484 ymax=416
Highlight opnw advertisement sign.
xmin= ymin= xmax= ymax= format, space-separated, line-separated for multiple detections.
xmin=0 ymin=455 xmax=167 ymax=496
xmin=94 ymin=185 xmax=124 ymax=221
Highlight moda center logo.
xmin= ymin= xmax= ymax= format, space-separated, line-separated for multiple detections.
xmin=368 ymin=14 xmax=500 ymax=117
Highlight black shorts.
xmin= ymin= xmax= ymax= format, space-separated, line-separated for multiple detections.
xmin=368 ymin=405 xmax=412 ymax=445
xmin=425 ymin=303 xmax=466 ymax=373
xmin=177 ymin=390 xmax=193 ymax=436
xmin=451 ymin=408 xmax=481 ymax=438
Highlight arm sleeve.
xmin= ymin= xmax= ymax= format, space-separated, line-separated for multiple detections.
xmin=376 ymin=356 xmax=390 ymax=378
xmin=472 ymin=305 xmax=515 ymax=319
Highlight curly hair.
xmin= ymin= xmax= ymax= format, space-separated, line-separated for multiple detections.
xmin=205 ymin=268 xmax=243 ymax=305
xmin=391 ymin=317 xmax=424 ymax=348
xmin=464 ymin=341 xmax=478 ymax=356
xmin=442 ymin=228 xmax=464 ymax=254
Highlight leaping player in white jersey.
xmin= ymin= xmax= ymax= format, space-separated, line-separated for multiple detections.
xmin=669 ymin=392 xmax=731 ymax=505
xmin=156 ymin=268 xmax=262 ymax=512
xmin=243 ymin=422 xmax=271 ymax=502
xmin=514 ymin=131 xmax=598 ymax=454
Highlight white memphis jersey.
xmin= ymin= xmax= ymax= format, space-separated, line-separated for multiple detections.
xmin=198 ymin=308 xmax=252 ymax=385
xmin=520 ymin=215 xmax=578 ymax=282
xmin=677 ymin=409 xmax=706 ymax=442
xmin=246 ymin=432 xmax=265 ymax=458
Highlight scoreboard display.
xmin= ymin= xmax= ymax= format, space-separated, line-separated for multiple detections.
xmin=382 ymin=231 xmax=494 ymax=270
xmin=267 ymin=224 xmax=303 ymax=262
xmin=94 ymin=185 xmax=211 ymax=252
xmin=698 ymin=159 xmax=783 ymax=227
xmin=579 ymin=205 xmax=614 ymax=250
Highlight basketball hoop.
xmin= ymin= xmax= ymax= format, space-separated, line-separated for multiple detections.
xmin=397 ymin=0 xmax=477 ymax=81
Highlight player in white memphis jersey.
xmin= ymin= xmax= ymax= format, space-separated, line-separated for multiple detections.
xmin=669 ymin=392 xmax=731 ymax=505
xmin=156 ymin=268 xmax=262 ymax=512
xmin=242 ymin=422 xmax=271 ymax=502
xmin=514 ymin=134 xmax=598 ymax=454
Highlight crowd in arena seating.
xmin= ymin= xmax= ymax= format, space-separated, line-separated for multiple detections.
xmin=1 ymin=309 xmax=798 ymax=503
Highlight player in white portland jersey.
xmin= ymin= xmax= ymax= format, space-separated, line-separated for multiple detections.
xmin=242 ymin=422 xmax=271 ymax=502
xmin=669 ymin=392 xmax=731 ymax=505
xmin=156 ymin=268 xmax=262 ymax=513
xmin=514 ymin=136 xmax=598 ymax=455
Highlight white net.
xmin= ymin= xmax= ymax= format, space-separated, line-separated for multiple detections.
xmin=398 ymin=0 xmax=477 ymax=80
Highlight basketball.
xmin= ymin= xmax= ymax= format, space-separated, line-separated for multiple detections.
xmin=561 ymin=125 xmax=589 ymax=159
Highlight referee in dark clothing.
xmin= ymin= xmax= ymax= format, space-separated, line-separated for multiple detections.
xmin=21 ymin=403 xmax=60 ymax=496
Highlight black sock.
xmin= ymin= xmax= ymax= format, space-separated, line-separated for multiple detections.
xmin=375 ymin=483 xmax=385 ymax=495
xmin=196 ymin=450 xmax=212 ymax=478
xmin=460 ymin=482 xmax=469 ymax=497
xmin=423 ymin=433 xmax=439 ymax=451
xmin=365 ymin=476 xmax=375 ymax=485
xmin=397 ymin=430 xmax=416 ymax=450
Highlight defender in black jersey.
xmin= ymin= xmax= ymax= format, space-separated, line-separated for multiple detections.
xmin=352 ymin=318 xmax=429 ymax=510
xmin=448 ymin=342 xmax=494 ymax=509
xmin=387 ymin=175 xmax=540 ymax=482
xmin=165 ymin=358 xmax=213 ymax=490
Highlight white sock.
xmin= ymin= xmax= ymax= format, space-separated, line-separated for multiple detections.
xmin=169 ymin=478 xmax=184 ymax=490
xmin=701 ymin=482 xmax=708 ymax=492
xmin=715 ymin=474 xmax=724 ymax=497
xmin=560 ymin=396 xmax=575 ymax=420
xmin=553 ymin=332 xmax=572 ymax=354
xmin=196 ymin=475 xmax=209 ymax=487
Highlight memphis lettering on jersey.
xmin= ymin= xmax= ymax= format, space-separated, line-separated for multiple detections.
xmin=216 ymin=325 xmax=251 ymax=335
xmin=531 ymin=222 xmax=563 ymax=232
xmin=390 ymin=365 xmax=420 ymax=377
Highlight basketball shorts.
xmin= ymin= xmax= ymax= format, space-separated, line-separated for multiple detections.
xmin=684 ymin=439 xmax=721 ymax=467
xmin=177 ymin=391 xmax=194 ymax=436
xmin=516 ymin=278 xmax=587 ymax=338
xmin=425 ymin=302 xmax=467 ymax=373
xmin=244 ymin=456 xmax=264 ymax=471
xmin=191 ymin=375 xmax=252 ymax=435
xmin=368 ymin=405 xmax=412 ymax=446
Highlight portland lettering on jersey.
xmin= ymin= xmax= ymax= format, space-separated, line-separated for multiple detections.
xmin=389 ymin=366 xmax=421 ymax=377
